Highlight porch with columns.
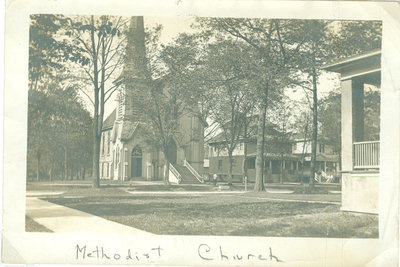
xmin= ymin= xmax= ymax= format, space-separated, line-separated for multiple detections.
xmin=323 ymin=49 xmax=381 ymax=214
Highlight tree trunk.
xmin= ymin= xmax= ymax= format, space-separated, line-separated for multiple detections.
xmin=242 ymin=117 xmax=248 ymax=182
xmin=49 ymin=159 xmax=53 ymax=182
xmin=280 ymin=156 xmax=284 ymax=184
xmin=255 ymin=85 xmax=269 ymax=192
xmin=64 ymin=147 xmax=68 ymax=181
xmin=36 ymin=151 xmax=41 ymax=181
xmin=309 ymin=68 xmax=318 ymax=189
xmin=227 ymin=150 xmax=233 ymax=186
xmin=92 ymin=135 xmax=101 ymax=187
xmin=255 ymin=102 xmax=267 ymax=191
xmin=300 ymin=160 xmax=305 ymax=184
xmin=90 ymin=15 xmax=101 ymax=189
xmin=300 ymin=114 xmax=309 ymax=184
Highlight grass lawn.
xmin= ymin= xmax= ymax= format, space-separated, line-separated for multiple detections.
xmin=36 ymin=183 xmax=378 ymax=238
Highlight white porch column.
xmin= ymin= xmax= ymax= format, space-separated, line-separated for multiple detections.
xmin=341 ymin=79 xmax=354 ymax=173
xmin=341 ymin=78 xmax=364 ymax=173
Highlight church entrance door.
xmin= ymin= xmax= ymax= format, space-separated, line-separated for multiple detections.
xmin=131 ymin=146 xmax=142 ymax=178
xmin=166 ymin=140 xmax=177 ymax=164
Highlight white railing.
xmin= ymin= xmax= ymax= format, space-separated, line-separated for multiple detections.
xmin=183 ymin=158 xmax=204 ymax=183
xmin=353 ymin=141 xmax=380 ymax=169
xmin=169 ymin=163 xmax=182 ymax=184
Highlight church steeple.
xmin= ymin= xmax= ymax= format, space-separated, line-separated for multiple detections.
xmin=124 ymin=17 xmax=147 ymax=80
xmin=122 ymin=16 xmax=149 ymax=122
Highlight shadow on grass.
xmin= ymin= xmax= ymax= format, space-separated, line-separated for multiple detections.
xmin=45 ymin=197 xmax=338 ymax=219
xmin=42 ymin=194 xmax=377 ymax=238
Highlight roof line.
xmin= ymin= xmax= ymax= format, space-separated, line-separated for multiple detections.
xmin=322 ymin=49 xmax=381 ymax=70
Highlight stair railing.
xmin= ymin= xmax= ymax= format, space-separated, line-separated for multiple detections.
xmin=169 ymin=163 xmax=182 ymax=184
xmin=183 ymin=158 xmax=204 ymax=183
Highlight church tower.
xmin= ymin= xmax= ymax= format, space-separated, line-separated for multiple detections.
xmin=122 ymin=16 xmax=148 ymax=124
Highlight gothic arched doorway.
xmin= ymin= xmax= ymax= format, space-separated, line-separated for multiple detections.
xmin=131 ymin=146 xmax=142 ymax=178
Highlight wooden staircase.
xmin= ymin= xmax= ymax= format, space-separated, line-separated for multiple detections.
xmin=172 ymin=164 xmax=203 ymax=184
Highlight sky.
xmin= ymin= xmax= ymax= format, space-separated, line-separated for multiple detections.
xmin=101 ymin=16 xmax=339 ymax=120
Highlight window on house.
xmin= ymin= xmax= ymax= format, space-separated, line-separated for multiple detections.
xmin=106 ymin=163 xmax=109 ymax=177
xmin=246 ymin=158 xmax=255 ymax=169
xmin=218 ymin=160 xmax=222 ymax=170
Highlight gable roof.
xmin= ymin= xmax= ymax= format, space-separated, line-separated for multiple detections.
xmin=102 ymin=109 xmax=116 ymax=131
xmin=206 ymin=121 xmax=283 ymax=145
xmin=121 ymin=121 xmax=139 ymax=141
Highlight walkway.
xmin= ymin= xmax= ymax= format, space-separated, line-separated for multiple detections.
xmin=237 ymin=195 xmax=341 ymax=205
xmin=26 ymin=197 xmax=153 ymax=235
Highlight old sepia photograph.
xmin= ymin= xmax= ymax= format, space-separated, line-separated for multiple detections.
xmin=3 ymin=1 xmax=399 ymax=266
xmin=26 ymin=15 xmax=381 ymax=237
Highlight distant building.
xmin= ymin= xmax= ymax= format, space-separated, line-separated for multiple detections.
xmin=291 ymin=138 xmax=339 ymax=179
xmin=207 ymin=133 xmax=339 ymax=183
xmin=99 ymin=17 xmax=204 ymax=183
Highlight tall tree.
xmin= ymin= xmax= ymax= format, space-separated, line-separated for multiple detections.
xmin=28 ymin=14 xmax=92 ymax=181
xmin=27 ymin=82 xmax=93 ymax=181
xmin=66 ymin=15 xmax=128 ymax=187
xmin=29 ymin=14 xmax=87 ymax=91
xmin=294 ymin=20 xmax=330 ymax=189
xmin=296 ymin=20 xmax=382 ymax=189
xmin=196 ymin=18 xmax=306 ymax=191
xmin=331 ymin=20 xmax=382 ymax=58
xmin=202 ymin=40 xmax=256 ymax=185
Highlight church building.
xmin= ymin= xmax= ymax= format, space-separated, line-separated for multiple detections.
xmin=99 ymin=17 xmax=204 ymax=183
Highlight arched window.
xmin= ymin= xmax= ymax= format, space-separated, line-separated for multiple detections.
xmin=131 ymin=146 xmax=142 ymax=157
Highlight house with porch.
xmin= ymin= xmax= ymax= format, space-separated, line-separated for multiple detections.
xmin=323 ymin=49 xmax=381 ymax=214
xmin=207 ymin=132 xmax=339 ymax=183
xmin=291 ymin=138 xmax=340 ymax=180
